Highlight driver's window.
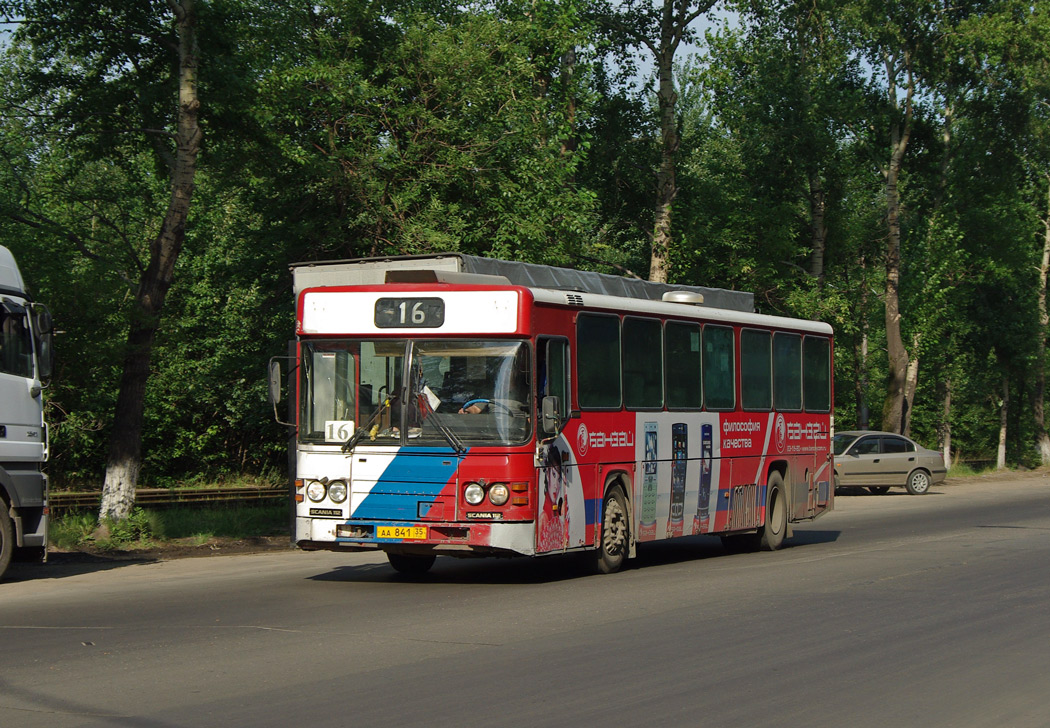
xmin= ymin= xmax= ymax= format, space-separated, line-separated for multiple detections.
xmin=542 ymin=337 xmax=570 ymax=419
xmin=850 ymin=437 xmax=880 ymax=456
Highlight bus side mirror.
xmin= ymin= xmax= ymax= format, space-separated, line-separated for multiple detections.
xmin=268 ymin=359 xmax=283 ymax=405
xmin=541 ymin=396 xmax=561 ymax=435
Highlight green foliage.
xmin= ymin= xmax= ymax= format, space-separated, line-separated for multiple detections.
xmin=48 ymin=512 xmax=99 ymax=551
xmin=49 ymin=504 xmax=287 ymax=549
xmin=104 ymin=508 xmax=158 ymax=545
xmin=157 ymin=505 xmax=287 ymax=540
xmin=3 ymin=0 xmax=1050 ymax=485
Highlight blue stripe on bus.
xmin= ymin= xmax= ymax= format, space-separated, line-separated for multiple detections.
xmin=352 ymin=447 xmax=464 ymax=521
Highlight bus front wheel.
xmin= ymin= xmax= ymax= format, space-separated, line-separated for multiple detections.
xmin=386 ymin=552 xmax=436 ymax=576
xmin=594 ymin=488 xmax=629 ymax=574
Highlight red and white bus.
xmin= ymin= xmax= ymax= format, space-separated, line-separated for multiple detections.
xmin=270 ymin=254 xmax=834 ymax=574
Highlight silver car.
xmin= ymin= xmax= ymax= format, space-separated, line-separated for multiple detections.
xmin=833 ymin=430 xmax=947 ymax=495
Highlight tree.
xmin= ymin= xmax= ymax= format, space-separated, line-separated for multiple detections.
xmin=4 ymin=0 xmax=202 ymax=520
xmin=256 ymin=2 xmax=596 ymax=265
xmin=838 ymin=0 xmax=957 ymax=435
xmin=599 ymin=0 xmax=720 ymax=283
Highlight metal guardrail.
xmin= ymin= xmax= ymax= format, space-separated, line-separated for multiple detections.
xmin=50 ymin=486 xmax=286 ymax=512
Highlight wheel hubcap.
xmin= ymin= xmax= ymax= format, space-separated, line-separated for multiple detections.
xmin=603 ymin=498 xmax=627 ymax=555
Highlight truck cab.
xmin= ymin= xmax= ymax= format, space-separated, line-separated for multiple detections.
xmin=1 ymin=245 xmax=54 ymax=579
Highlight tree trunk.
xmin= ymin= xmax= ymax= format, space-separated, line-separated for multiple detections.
xmin=941 ymin=378 xmax=952 ymax=466
xmin=649 ymin=4 xmax=678 ymax=284
xmin=1035 ymin=175 xmax=1050 ymax=464
xmin=997 ymin=376 xmax=1008 ymax=470
xmin=883 ymin=159 xmax=908 ymax=434
xmin=99 ymin=0 xmax=201 ymax=522
xmin=807 ymin=170 xmax=827 ymax=285
xmin=902 ymin=332 xmax=921 ymax=437
xmin=881 ymin=53 xmax=914 ymax=435
xmin=854 ymin=259 xmax=870 ymax=429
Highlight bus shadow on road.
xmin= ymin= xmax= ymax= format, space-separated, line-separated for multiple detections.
xmin=631 ymin=530 xmax=840 ymax=568
xmin=308 ymin=554 xmax=604 ymax=585
xmin=307 ymin=530 xmax=842 ymax=585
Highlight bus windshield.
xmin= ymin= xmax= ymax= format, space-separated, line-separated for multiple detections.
xmin=299 ymin=339 xmax=532 ymax=447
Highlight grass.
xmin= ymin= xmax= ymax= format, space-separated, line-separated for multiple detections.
xmin=49 ymin=504 xmax=289 ymax=552
xmin=947 ymin=462 xmax=979 ymax=478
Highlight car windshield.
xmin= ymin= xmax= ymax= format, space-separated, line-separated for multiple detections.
xmin=299 ymin=339 xmax=531 ymax=448
xmin=832 ymin=433 xmax=859 ymax=456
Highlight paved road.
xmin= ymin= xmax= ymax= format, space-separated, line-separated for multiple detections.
xmin=3 ymin=475 xmax=1050 ymax=727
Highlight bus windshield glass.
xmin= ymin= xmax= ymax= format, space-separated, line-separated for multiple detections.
xmin=299 ymin=339 xmax=532 ymax=447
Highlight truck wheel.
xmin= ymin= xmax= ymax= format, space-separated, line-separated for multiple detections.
xmin=594 ymin=488 xmax=628 ymax=574
xmin=0 ymin=505 xmax=14 ymax=580
xmin=387 ymin=552 xmax=436 ymax=575
xmin=759 ymin=473 xmax=787 ymax=551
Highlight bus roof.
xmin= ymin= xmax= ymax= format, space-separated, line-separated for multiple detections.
xmin=529 ymin=286 xmax=833 ymax=335
xmin=291 ymin=253 xmax=756 ymax=314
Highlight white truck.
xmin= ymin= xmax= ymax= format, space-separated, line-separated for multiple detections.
xmin=0 ymin=245 xmax=53 ymax=580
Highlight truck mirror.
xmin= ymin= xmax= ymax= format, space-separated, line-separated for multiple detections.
xmin=268 ymin=359 xmax=282 ymax=405
xmin=541 ymin=395 xmax=561 ymax=435
xmin=32 ymin=305 xmax=53 ymax=335
xmin=29 ymin=304 xmax=54 ymax=379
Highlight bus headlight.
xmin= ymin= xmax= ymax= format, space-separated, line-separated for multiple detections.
xmin=327 ymin=481 xmax=348 ymax=503
xmin=488 ymin=483 xmax=510 ymax=506
xmin=306 ymin=481 xmax=327 ymax=502
xmin=464 ymin=482 xmax=485 ymax=506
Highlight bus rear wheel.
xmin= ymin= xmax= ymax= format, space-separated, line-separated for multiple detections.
xmin=723 ymin=474 xmax=788 ymax=553
xmin=758 ymin=473 xmax=787 ymax=551
xmin=594 ymin=488 xmax=628 ymax=574
xmin=386 ymin=552 xmax=436 ymax=575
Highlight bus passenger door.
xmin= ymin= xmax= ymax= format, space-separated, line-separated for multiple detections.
xmin=536 ymin=337 xmax=584 ymax=552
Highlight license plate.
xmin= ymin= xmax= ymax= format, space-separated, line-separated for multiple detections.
xmin=377 ymin=525 xmax=428 ymax=540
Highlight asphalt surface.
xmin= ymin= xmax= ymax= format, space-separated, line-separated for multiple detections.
xmin=2 ymin=474 xmax=1050 ymax=727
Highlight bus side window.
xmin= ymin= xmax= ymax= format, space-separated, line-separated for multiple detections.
xmin=576 ymin=313 xmax=621 ymax=409
xmin=703 ymin=325 xmax=735 ymax=410
xmin=623 ymin=316 xmax=663 ymax=410
xmin=773 ymin=332 xmax=803 ymax=412
xmin=540 ymin=337 xmax=570 ymax=422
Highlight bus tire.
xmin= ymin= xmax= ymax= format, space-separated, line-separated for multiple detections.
xmin=387 ymin=552 xmax=436 ymax=575
xmin=0 ymin=503 xmax=14 ymax=580
xmin=759 ymin=473 xmax=787 ymax=551
xmin=594 ymin=488 xmax=629 ymax=574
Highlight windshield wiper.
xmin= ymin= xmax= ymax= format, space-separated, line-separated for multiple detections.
xmin=417 ymin=391 xmax=466 ymax=454
xmin=342 ymin=395 xmax=398 ymax=453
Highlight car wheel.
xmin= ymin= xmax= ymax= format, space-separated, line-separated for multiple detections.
xmin=906 ymin=470 xmax=932 ymax=495
xmin=868 ymin=486 xmax=890 ymax=495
